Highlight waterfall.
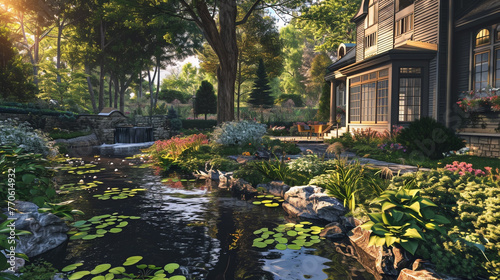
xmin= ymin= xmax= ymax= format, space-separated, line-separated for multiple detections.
xmin=114 ymin=127 xmax=154 ymax=143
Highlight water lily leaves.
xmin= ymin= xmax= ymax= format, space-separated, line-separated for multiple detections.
xmin=252 ymin=222 xmax=324 ymax=251
xmin=252 ymin=193 xmax=285 ymax=208
xmin=95 ymin=188 xmax=146 ymax=200
xmin=164 ymin=263 xmax=180 ymax=273
xmin=62 ymin=263 xmax=83 ymax=272
xmin=109 ymin=267 xmax=126 ymax=274
xmin=129 ymin=216 xmax=141 ymax=219
xmin=261 ymin=200 xmax=273 ymax=204
xmin=69 ymin=214 xmax=136 ymax=241
xmin=68 ymin=271 xmax=91 ymax=280
xmin=123 ymin=256 xmax=143 ymax=266
xmin=91 ymin=264 xmax=111 ymax=274
xmin=264 ymin=203 xmax=279 ymax=207
xmin=252 ymin=201 xmax=262 ymax=205
xmin=170 ymin=276 xmax=186 ymax=280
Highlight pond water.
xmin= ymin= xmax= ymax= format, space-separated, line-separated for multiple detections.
xmin=39 ymin=155 xmax=377 ymax=280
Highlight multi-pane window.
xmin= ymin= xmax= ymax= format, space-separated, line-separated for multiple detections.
xmin=398 ymin=68 xmax=421 ymax=122
xmin=476 ymin=29 xmax=490 ymax=46
xmin=364 ymin=32 xmax=377 ymax=49
xmin=395 ymin=13 xmax=414 ymax=37
xmin=349 ymin=69 xmax=388 ymax=123
xmin=474 ymin=52 xmax=489 ymax=91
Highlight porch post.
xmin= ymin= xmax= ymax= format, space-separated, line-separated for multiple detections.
xmin=329 ymin=80 xmax=337 ymax=125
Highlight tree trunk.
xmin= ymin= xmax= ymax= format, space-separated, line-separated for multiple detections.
xmin=85 ymin=64 xmax=98 ymax=113
xmin=139 ymin=72 xmax=143 ymax=98
xmin=98 ymin=20 xmax=106 ymax=111
xmin=108 ymin=75 xmax=113 ymax=107
xmin=237 ymin=54 xmax=242 ymax=121
xmin=114 ymin=76 xmax=119 ymax=109
xmin=154 ymin=61 xmax=161 ymax=109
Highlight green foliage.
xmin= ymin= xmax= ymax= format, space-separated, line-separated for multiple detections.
xmin=248 ymin=59 xmax=274 ymax=110
xmin=0 ymin=146 xmax=56 ymax=206
xmin=167 ymin=107 xmax=183 ymax=131
xmin=159 ymin=89 xmax=191 ymax=103
xmin=397 ymin=117 xmax=465 ymax=159
xmin=361 ymin=188 xmax=450 ymax=255
xmin=0 ymin=120 xmax=57 ymax=156
xmin=312 ymin=158 xmax=365 ymax=211
xmin=233 ymin=164 xmax=266 ymax=187
xmin=181 ymin=119 xmax=217 ymax=130
xmin=18 ymin=260 xmax=59 ymax=280
xmin=251 ymin=158 xmax=307 ymax=186
xmin=316 ymin=82 xmax=331 ymax=122
xmin=288 ymin=153 xmax=337 ymax=180
xmin=295 ymin=0 xmax=361 ymax=52
xmin=38 ymin=201 xmax=84 ymax=221
xmin=0 ymin=214 xmax=31 ymax=271
xmin=0 ymin=26 xmax=37 ymax=102
xmin=389 ymin=170 xmax=500 ymax=278
xmin=48 ymin=130 xmax=92 ymax=140
xmin=275 ymin=94 xmax=304 ymax=107
xmin=194 ymin=80 xmax=217 ymax=119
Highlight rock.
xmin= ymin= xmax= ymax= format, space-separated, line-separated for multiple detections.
xmin=397 ymin=268 xmax=442 ymax=280
xmin=340 ymin=216 xmax=363 ymax=230
xmin=230 ymin=178 xmax=258 ymax=196
xmin=282 ymin=185 xmax=347 ymax=222
xmin=320 ymin=222 xmax=346 ymax=239
xmin=6 ymin=203 xmax=69 ymax=258
xmin=256 ymin=181 xmax=290 ymax=198
xmin=255 ymin=149 xmax=271 ymax=159
xmin=348 ymin=225 xmax=414 ymax=276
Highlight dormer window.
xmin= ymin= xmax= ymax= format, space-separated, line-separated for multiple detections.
xmin=394 ymin=0 xmax=414 ymax=46
xmin=364 ymin=0 xmax=378 ymax=28
xmin=476 ymin=29 xmax=490 ymax=46
xmin=395 ymin=13 xmax=414 ymax=37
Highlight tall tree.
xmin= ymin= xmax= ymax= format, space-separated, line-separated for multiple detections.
xmin=306 ymin=52 xmax=332 ymax=102
xmin=279 ymin=25 xmax=307 ymax=98
xmin=146 ymin=0 xmax=299 ymax=124
xmin=248 ymin=59 xmax=273 ymax=119
xmin=295 ymin=0 xmax=361 ymax=52
xmin=194 ymin=80 xmax=217 ymax=120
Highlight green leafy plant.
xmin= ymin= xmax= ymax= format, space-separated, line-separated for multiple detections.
xmin=311 ymin=158 xmax=366 ymax=211
xmin=0 ymin=145 xmax=56 ymax=206
xmin=396 ymin=117 xmax=465 ymax=159
xmin=360 ymin=188 xmax=450 ymax=255
xmin=252 ymin=221 xmax=324 ymax=250
xmin=18 ymin=260 xmax=59 ymax=280
xmin=38 ymin=200 xmax=84 ymax=221
xmin=68 ymin=213 xmax=139 ymax=241
xmin=0 ymin=214 xmax=30 ymax=273
xmin=251 ymin=157 xmax=307 ymax=186
xmin=211 ymin=120 xmax=266 ymax=146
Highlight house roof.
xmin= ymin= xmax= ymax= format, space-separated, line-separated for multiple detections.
xmin=352 ymin=0 xmax=368 ymax=22
xmin=326 ymin=46 xmax=356 ymax=74
xmin=456 ymin=0 xmax=500 ymax=29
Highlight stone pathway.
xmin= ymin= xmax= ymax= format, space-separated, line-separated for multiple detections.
xmin=295 ymin=142 xmax=430 ymax=174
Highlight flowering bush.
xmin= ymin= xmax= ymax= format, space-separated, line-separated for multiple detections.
xmin=0 ymin=119 xmax=56 ymax=156
xmin=444 ymin=161 xmax=488 ymax=176
xmin=212 ymin=121 xmax=266 ymax=146
xmin=378 ymin=142 xmax=407 ymax=153
xmin=288 ymin=153 xmax=337 ymax=178
xmin=457 ymin=88 xmax=500 ymax=112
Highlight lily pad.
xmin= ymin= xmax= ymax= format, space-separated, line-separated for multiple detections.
xmin=109 ymin=267 xmax=126 ymax=274
xmin=252 ymin=201 xmax=262 ymax=205
xmin=253 ymin=241 xmax=267 ymax=248
xmin=286 ymin=230 xmax=297 ymax=236
xmin=62 ymin=263 xmax=83 ymax=272
xmin=164 ymin=263 xmax=180 ymax=273
xmin=68 ymin=271 xmax=91 ymax=280
xmin=170 ymin=276 xmax=186 ymax=280
xmin=109 ymin=228 xmax=122 ymax=233
xmin=287 ymin=244 xmax=301 ymax=250
xmin=91 ymin=264 xmax=111 ymax=274
xmin=275 ymin=244 xmax=287 ymax=250
xmin=123 ymin=256 xmax=143 ymax=266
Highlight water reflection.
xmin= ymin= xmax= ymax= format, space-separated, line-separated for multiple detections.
xmin=39 ymin=156 xmax=376 ymax=280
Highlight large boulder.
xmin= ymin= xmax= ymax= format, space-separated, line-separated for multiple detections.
xmin=230 ymin=178 xmax=258 ymax=197
xmin=256 ymin=181 xmax=290 ymax=198
xmin=348 ymin=226 xmax=413 ymax=276
xmin=282 ymin=185 xmax=347 ymax=222
xmin=8 ymin=201 xmax=69 ymax=258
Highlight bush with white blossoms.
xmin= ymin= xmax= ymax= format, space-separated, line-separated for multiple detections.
xmin=212 ymin=120 xmax=267 ymax=146
xmin=288 ymin=153 xmax=337 ymax=178
xmin=0 ymin=119 xmax=56 ymax=156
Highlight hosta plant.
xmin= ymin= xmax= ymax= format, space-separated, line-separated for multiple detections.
xmin=361 ymin=188 xmax=450 ymax=255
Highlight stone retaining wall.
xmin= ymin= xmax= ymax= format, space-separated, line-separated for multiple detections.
xmin=460 ymin=133 xmax=500 ymax=158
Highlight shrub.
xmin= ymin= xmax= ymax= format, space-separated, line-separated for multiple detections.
xmin=182 ymin=119 xmax=217 ymax=130
xmin=251 ymin=158 xmax=307 ymax=186
xmin=396 ymin=117 xmax=465 ymax=159
xmin=233 ymin=164 xmax=266 ymax=186
xmin=0 ymin=146 xmax=56 ymax=206
xmin=18 ymin=260 xmax=59 ymax=280
xmin=167 ymin=107 xmax=182 ymax=131
xmin=351 ymin=128 xmax=381 ymax=145
xmin=275 ymin=94 xmax=304 ymax=107
xmin=0 ymin=119 xmax=57 ymax=156
xmin=211 ymin=121 xmax=266 ymax=146
xmin=288 ymin=154 xmax=337 ymax=180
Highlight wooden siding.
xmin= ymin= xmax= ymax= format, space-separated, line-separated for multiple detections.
xmin=378 ymin=0 xmax=394 ymax=54
xmin=428 ymin=56 xmax=437 ymax=118
xmin=436 ymin=0 xmax=448 ymax=123
xmin=453 ymin=31 xmax=471 ymax=96
xmin=356 ymin=22 xmax=365 ymax=62
xmin=414 ymin=0 xmax=439 ymax=44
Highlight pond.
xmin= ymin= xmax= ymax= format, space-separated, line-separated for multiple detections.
xmin=38 ymin=154 xmax=377 ymax=280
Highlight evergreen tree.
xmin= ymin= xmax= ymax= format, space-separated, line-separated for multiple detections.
xmin=316 ymin=82 xmax=330 ymax=122
xmin=248 ymin=59 xmax=274 ymax=119
xmin=194 ymin=81 xmax=217 ymax=120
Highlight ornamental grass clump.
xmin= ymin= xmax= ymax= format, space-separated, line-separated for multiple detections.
xmin=211 ymin=121 xmax=266 ymax=146
xmin=144 ymin=133 xmax=208 ymax=171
